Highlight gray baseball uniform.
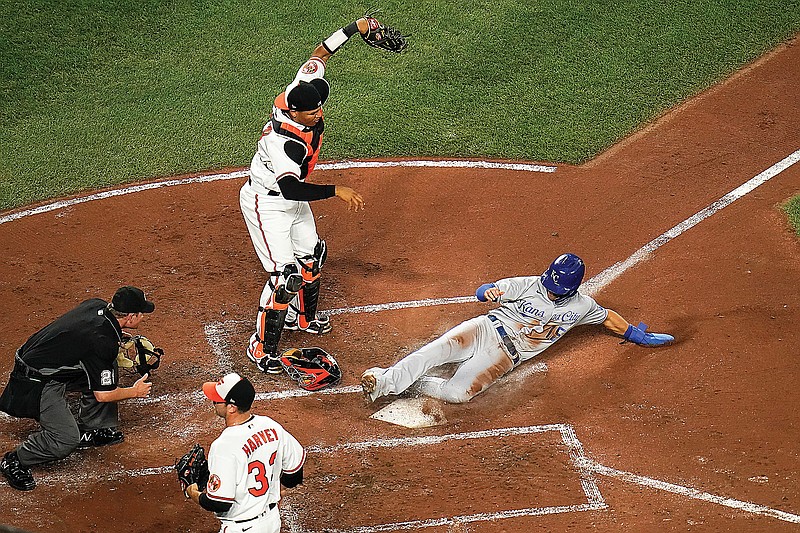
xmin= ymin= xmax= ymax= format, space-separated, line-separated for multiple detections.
xmin=364 ymin=275 xmax=608 ymax=403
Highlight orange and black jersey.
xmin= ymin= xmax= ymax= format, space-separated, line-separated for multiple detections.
xmin=270 ymin=114 xmax=335 ymax=202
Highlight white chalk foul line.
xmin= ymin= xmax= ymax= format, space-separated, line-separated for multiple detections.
xmin=317 ymin=503 xmax=606 ymax=533
xmin=325 ymin=296 xmax=476 ymax=316
xmin=133 ymin=365 xmax=547 ymax=405
xmin=307 ymin=423 xmax=567 ymax=453
xmin=581 ymin=148 xmax=800 ymax=296
xmin=582 ymin=459 xmax=800 ymax=524
xmin=325 ymin=147 xmax=800 ymax=312
xmin=0 ymin=160 xmax=555 ymax=225
xmin=203 ymin=148 xmax=800 ymax=337
xmin=130 ymin=385 xmax=364 ymax=405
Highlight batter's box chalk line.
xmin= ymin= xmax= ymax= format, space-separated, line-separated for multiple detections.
xmin=10 ymin=424 xmax=799 ymax=528
xmin=281 ymin=424 xmax=608 ymax=533
xmin=279 ymin=424 xmax=800 ymax=532
xmin=201 ymin=319 xmax=547 ymax=408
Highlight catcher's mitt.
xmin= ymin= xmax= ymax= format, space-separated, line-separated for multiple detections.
xmin=174 ymin=444 xmax=210 ymax=494
xmin=361 ymin=10 xmax=408 ymax=53
xmin=117 ymin=334 xmax=163 ymax=376
xmin=280 ymin=347 xmax=342 ymax=391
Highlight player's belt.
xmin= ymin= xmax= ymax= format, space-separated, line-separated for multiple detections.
xmin=248 ymin=177 xmax=281 ymax=196
xmin=225 ymin=503 xmax=278 ymax=524
xmin=13 ymin=350 xmax=46 ymax=380
xmin=488 ymin=315 xmax=520 ymax=365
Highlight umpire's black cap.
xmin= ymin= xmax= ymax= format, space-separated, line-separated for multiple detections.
xmin=112 ymin=286 xmax=155 ymax=314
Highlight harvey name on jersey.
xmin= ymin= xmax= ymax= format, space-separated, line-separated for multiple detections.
xmin=241 ymin=428 xmax=279 ymax=457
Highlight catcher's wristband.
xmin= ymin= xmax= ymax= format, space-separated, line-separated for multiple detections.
xmin=322 ymin=21 xmax=361 ymax=54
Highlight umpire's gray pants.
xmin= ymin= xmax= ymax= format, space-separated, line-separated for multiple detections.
xmin=16 ymin=380 xmax=118 ymax=467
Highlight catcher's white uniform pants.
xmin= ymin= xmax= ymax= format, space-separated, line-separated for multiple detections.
xmin=239 ymin=179 xmax=319 ymax=274
xmin=239 ymin=179 xmax=318 ymax=310
xmin=218 ymin=504 xmax=280 ymax=533
xmin=372 ymin=316 xmax=515 ymax=403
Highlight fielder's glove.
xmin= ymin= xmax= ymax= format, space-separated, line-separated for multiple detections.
xmin=622 ymin=322 xmax=674 ymax=346
xmin=117 ymin=335 xmax=164 ymax=376
xmin=174 ymin=444 xmax=210 ymax=495
xmin=361 ymin=10 xmax=409 ymax=53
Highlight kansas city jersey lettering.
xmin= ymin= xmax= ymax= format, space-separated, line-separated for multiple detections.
xmin=515 ymin=300 xmax=549 ymax=321
xmin=242 ymin=428 xmax=279 ymax=457
xmin=490 ymin=276 xmax=608 ymax=362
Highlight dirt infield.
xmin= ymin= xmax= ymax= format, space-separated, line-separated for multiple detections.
xmin=1 ymin=39 xmax=798 ymax=533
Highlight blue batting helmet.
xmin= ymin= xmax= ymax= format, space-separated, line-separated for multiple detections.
xmin=541 ymin=253 xmax=585 ymax=298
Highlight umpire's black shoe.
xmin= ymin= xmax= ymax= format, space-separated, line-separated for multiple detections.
xmin=0 ymin=451 xmax=36 ymax=491
xmin=78 ymin=428 xmax=125 ymax=448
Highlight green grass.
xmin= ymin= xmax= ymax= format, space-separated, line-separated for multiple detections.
xmin=783 ymin=195 xmax=800 ymax=236
xmin=1 ymin=0 xmax=799 ymax=210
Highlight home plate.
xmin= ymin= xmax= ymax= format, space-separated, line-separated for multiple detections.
xmin=370 ymin=397 xmax=447 ymax=428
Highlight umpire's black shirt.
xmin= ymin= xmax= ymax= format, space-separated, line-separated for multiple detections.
xmin=18 ymin=299 xmax=122 ymax=392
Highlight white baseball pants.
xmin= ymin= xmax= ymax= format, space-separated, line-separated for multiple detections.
xmin=218 ymin=505 xmax=281 ymax=533
xmin=373 ymin=316 xmax=515 ymax=403
xmin=239 ymin=179 xmax=318 ymax=310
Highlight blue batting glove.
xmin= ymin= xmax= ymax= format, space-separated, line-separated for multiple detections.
xmin=623 ymin=322 xmax=674 ymax=346
xmin=475 ymin=283 xmax=496 ymax=302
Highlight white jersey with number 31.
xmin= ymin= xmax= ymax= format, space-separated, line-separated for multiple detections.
xmin=205 ymin=414 xmax=305 ymax=521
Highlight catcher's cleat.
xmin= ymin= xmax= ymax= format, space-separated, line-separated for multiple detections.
xmin=247 ymin=347 xmax=284 ymax=374
xmin=284 ymin=315 xmax=332 ymax=335
xmin=260 ymin=356 xmax=284 ymax=374
xmin=0 ymin=451 xmax=35 ymax=491
xmin=78 ymin=428 xmax=124 ymax=448
xmin=360 ymin=367 xmax=385 ymax=403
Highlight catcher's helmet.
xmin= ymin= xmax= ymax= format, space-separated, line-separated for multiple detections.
xmin=280 ymin=347 xmax=342 ymax=391
xmin=541 ymin=253 xmax=585 ymax=298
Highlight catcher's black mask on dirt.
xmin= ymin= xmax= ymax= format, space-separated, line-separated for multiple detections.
xmin=280 ymin=347 xmax=342 ymax=391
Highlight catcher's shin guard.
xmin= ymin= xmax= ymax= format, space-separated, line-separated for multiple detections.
xmin=294 ymin=240 xmax=330 ymax=332
xmin=249 ymin=308 xmax=287 ymax=373
xmin=249 ymin=268 xmax=303 ymax=373
xmin=298 ymin=278 xmax=328 ymax=331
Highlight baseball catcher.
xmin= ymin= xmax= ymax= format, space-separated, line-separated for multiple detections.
xmin=175 ymin=444 xmax=210 ymax=496
xmin=242 ymin=12 xmax=408 ymax=375
xmin=117 ymin=334 xmax=164 ymax=376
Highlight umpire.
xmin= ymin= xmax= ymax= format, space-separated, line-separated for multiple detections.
xmin=0 ymin=286 xmax=155 ymax=491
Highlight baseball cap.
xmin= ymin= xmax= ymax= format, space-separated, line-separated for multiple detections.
xmin=202 ymin=373 xmax=256 ymax=410
xmin=277 ymin=78 xmax=330 ymax=112
xmin=111 ymin=286 xmax=155 ymax=314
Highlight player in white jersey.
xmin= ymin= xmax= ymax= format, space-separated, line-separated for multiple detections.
xmin=362 ymin=253 xmax=674 ymax=404
xmin=240 ymin=17 xmax=372 ymax=374
xmin=185 ymin=373 xmax=305 ymax=533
